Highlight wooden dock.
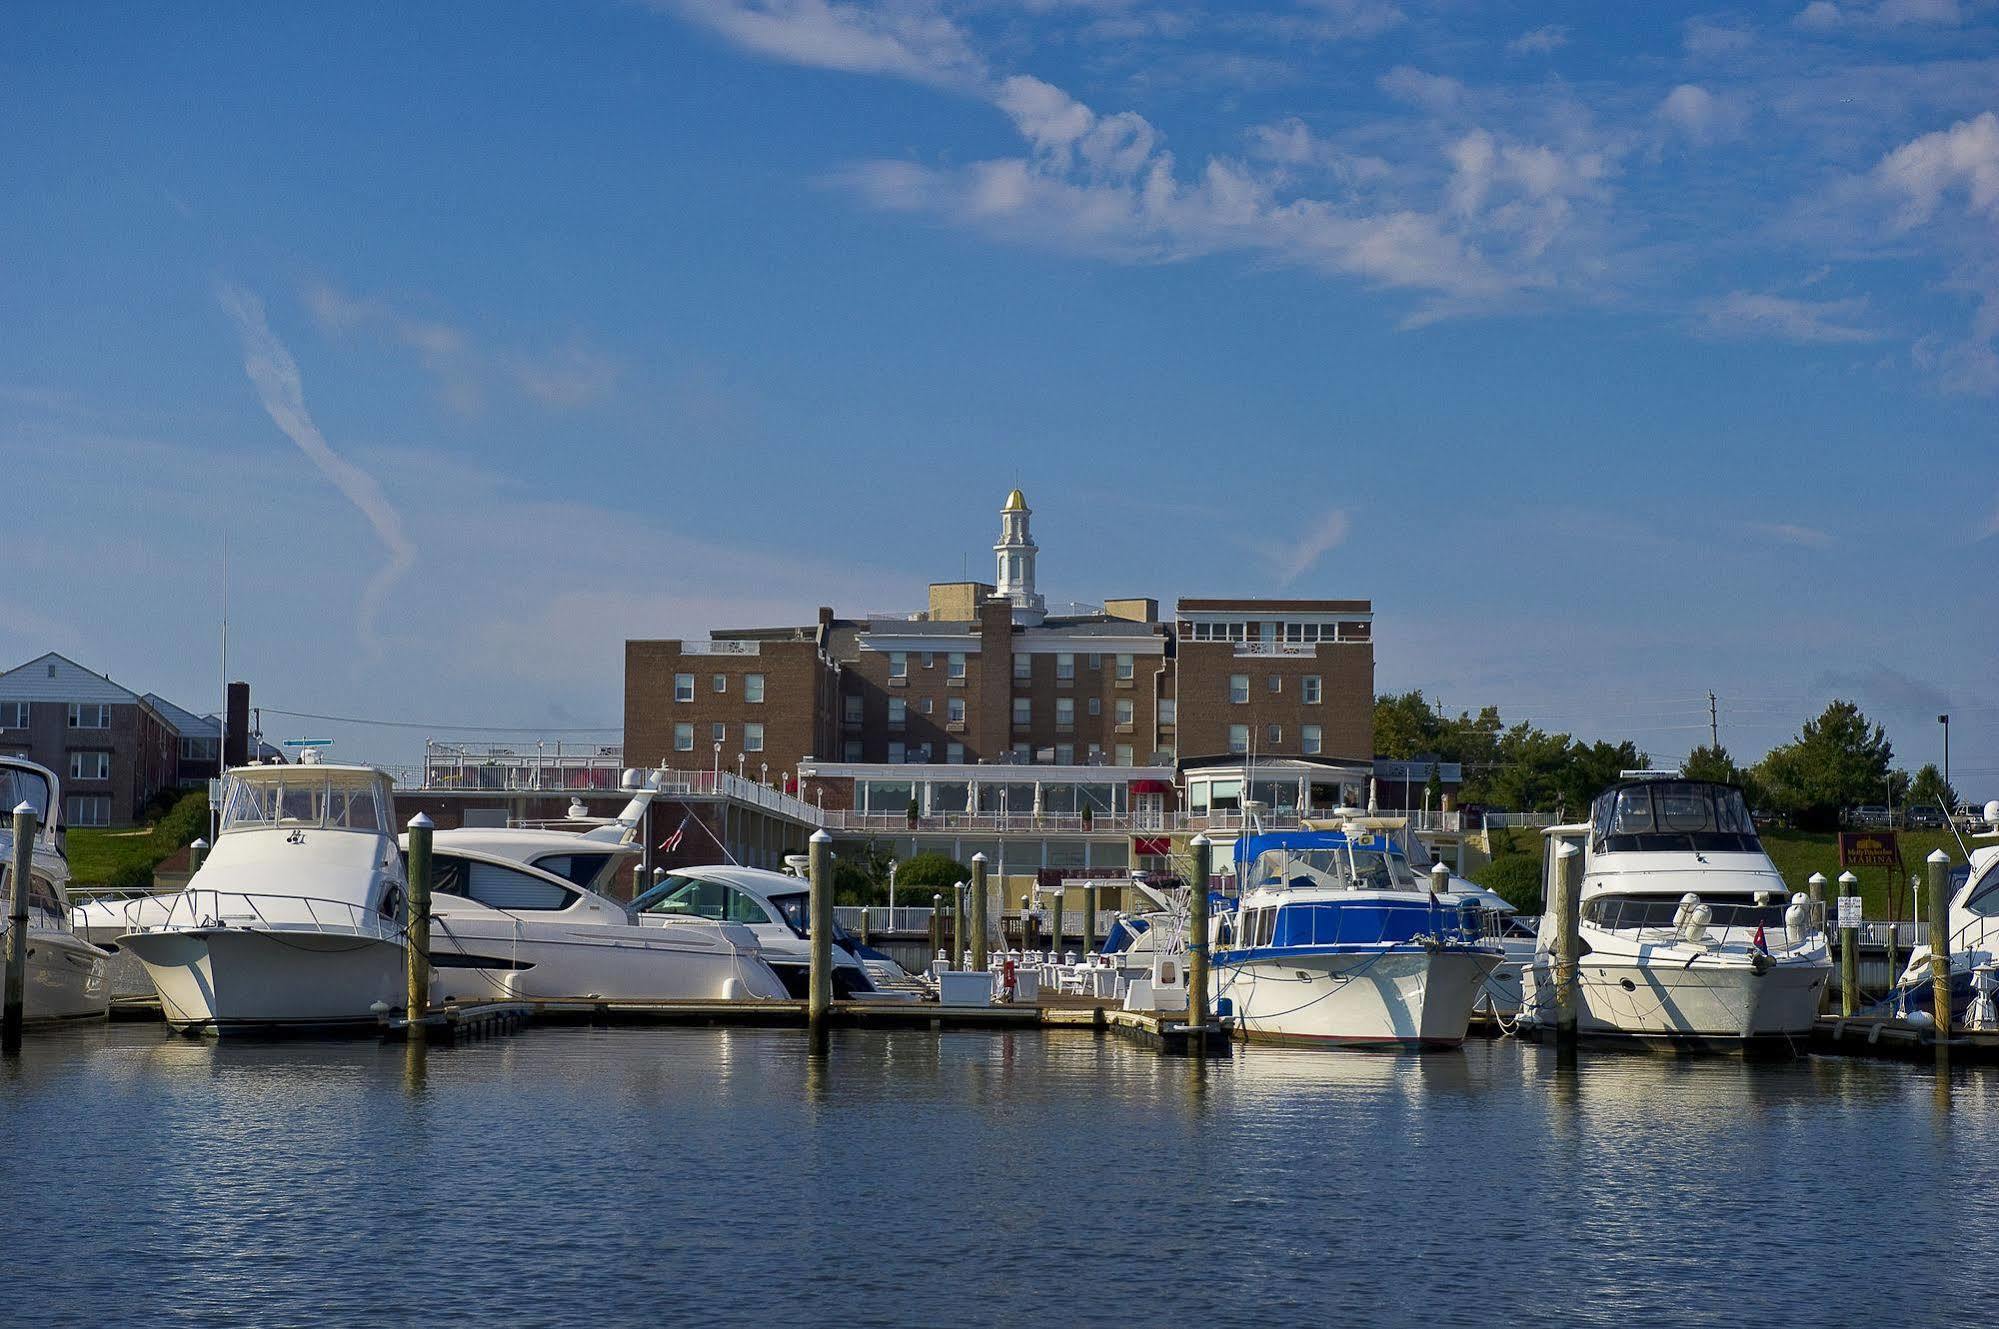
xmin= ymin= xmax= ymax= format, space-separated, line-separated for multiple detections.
xmin=1811 ymin=1014 xmax=1999 ymax=1064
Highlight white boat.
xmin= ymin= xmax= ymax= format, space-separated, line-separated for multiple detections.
xmin=1518 ymin=773 xmax=1830 ymax=1052
xmin=629 ymin=865 xmax=880 ymax=998
xmin=418 ymin=787 xmax=789 ymax=1003
xmin=115 ymin=755 xmax=408 ymax=1036
xmin=0 ymin=757 xmax=110 ymax=1022
xmin=1888 ymin=800 xmax=1999 ymax=1021
xmin=1213 ymin=820 xmax=1505 ymax=1048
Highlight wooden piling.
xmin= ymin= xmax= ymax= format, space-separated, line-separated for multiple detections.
xmin=1051 ymin=889 xmax=1065 ymax=960
xmin=1083 ymin=883 xmax=1098 ymax=958
xmin=3 ymin=801 xmax=33 ymax=1054
xmin=189 ymin=837 xmax=208 ymax=874
xmin=405 ymin=813 xmax=434 ymax=1037
xmin=1429 ymin=861 xmax=1450 ymax=896
xmin=1927 ymin=849 xmax=1952 ymax=1039
xmin=1551 ymin=840 xmax=1582 ymax=1048
xmin=1188 ymin=834 xmax=1212 ymax=1041
xmin=808 ymin=829 xmax=833 ymax=1028
xmin=1838 ymin=870 xmax=1860 ymax=1017
xmin=1807 ymin=871 xmax=1826 ymax=935
xmin=969 ymin=853 xmax=989 ymax=971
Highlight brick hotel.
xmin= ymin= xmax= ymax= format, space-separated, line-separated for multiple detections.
xmin=623 ymin=491 xmax=1405 ymax=881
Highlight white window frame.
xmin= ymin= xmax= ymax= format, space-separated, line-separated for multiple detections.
xmin=1228 ymin=724 xmax=1249 ymax=754
xmin=888 ymin=698 xmax=907 ymax=730
xmin=1303 ymin=676 xmax=1322 ymax=705
xmin=948 ymin=697 xmax=966 ymax=724
xmin=712 ymin=674 xmax=727 ymax=694
xmin=745 ymin=674 xmax=765 ymax=704
xmin=1056 ymin=653 xmax=1074 ymax=681
xmin=1056 ymin=698 xmax=1074 ymax=730
xmin=1013 ymin=654 xmax=1032 ymax=682
xmin=1115 ymin=744 xmax=1134 ymax=767
xmin=947 ymin=652 xmax=966 ymax=679
xmin=889 ymin=651 xmax=908 ymax=679
xmin=1115 ymin=654 xmax=1134 ymax=681
xmin=69 ymin=750 xmax=110 ymax=781
xmin=674 ymin=674 xmax=695 ymax=703
xmin=674 ymin=723 xmax=695 ymax=752
xmin=743 ymin=722 xmax=765 ymax=752
xmin=67 ymin=702 xmax=110 ymax=730
xmin=1012 ymin=697 xmax=1032 ymax=726
xmin=65 ymin=794 xmax=110 ymax=827
xmin=1229 ymin=675 xmax=1250 ymax=705
xmin=1302 ymin=724 xmax=1323 ymax=755
xmin=0 ymin=702 xmax=26 ymax=729
xmin=946 ymin=742 xmax=965 ymax=764
xmin=887 ymin=741 xmax=905 ymax=764
xmin=1115 ymin=698 xmax=1134 ymax=726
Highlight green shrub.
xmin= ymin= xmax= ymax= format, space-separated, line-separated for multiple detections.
xmin=1473 ymin=855 xmax=1543 ymax=912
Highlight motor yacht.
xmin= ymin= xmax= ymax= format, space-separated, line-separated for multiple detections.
xmin=0 ymin=757 xmax=110 ymax=1022
xmin=115 ymin=754 xmax=408 ymax=1035
xmin=1888 ymin=801 xmax=1999 ymax=1019
xmin=418 ymin=787 xmax=789 ymax=1003
xmin=1518 ymin=773 xmax=1829 ymax=1052
xmin=629 ymin=865 xmax=879 ymax=998
xmin=1212 ymin=818 xmax=1505 ymax=1048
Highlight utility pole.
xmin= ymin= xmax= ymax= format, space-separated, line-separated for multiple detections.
xmin=1708 ymin=692 xmax=1719 ymax=751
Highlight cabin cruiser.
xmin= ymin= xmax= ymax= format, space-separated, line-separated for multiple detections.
xmin=629 ymin=865 xmax=879 ymax=998
xmin=1888 ymin=801 xmax=1999 ymax=1020
xmin=1212 ymin=819 xmax=1505 ymax=1048
xmin=115 ymin=755 xmax=408 ymax=1035
xmin=418 ymin=789 xmax=788 ymax=1003
xmin=0 ymin=758 xmax=110 ymax=1021
xmin=1518 ymin=774 xmax=1829 ymax=1052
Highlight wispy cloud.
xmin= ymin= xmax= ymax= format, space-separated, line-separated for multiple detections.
xmin=217 ymin=284 xmax=416 ymax=660
xmin=661 ymin=0 xmax=986 ymax=88
xmin=1795 ymin=0 xmax=1967 ymax=31
xmin=511 ymin=342 xmax=622 ymax=408
xmin=1257 ymin=507 xmax=1351 ymax=585
xmin=1696 ymin=290 xmax=1884 ymax=343
xmin=1506 ymin=25 xmax=1569 ymax=56
xmin=1656 ymin=83 xmax=1751 ymax=146
xmin=1740 ymin=520 xmax=1835 ymax=549
xmin=1683 ymin=16 xmax=1755 ymax=57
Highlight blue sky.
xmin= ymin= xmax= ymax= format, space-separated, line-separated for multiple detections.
xmin=2 ymin=1 xmax=1995 ymax=791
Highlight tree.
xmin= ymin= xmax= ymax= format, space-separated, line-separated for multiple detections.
xmin=831 ymin=836 xmax=895 ymax=904
xmin=1684 ymin=743 xmax=1767 ymax=809
xmin=894 ymin=851 xmax=971 ymax=891
xmin=1374 ymin=691 xmax=1445 ymax=760
xmin=1558 ymin=739 xmax=1648 ymax=814
xmin=1909 ymin=763 xmax=1957 ymax=811
xmin=1755 ymin=700 xmax=1894 ymax=831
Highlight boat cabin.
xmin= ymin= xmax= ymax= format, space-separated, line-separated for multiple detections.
xmin=1588 ymin=777 xmax=1760 ymax=855
xmin=218 ymin=764 xmax=394 ymax=836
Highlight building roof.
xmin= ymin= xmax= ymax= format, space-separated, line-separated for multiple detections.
xmin=1176 ymin=598 xmax=1372 ymax=613
xmin=1003 ymin=488 xmax=1028 ymax=512
xmin=0 ymin=652 xmax=140 ymax=705
xmin=140 ymin=693 xmax=219 ymax=739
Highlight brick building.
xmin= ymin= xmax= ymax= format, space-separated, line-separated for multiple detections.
xmin=623 ymin=490 xmax=1377 ymax=814
xmin=0 ymin=653 xmax=181 ymax=826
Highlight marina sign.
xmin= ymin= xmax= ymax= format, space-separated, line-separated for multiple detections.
xmin=1838 ymin=831 xmax=1900 ymax=869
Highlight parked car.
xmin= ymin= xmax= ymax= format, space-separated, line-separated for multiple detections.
xmin=1848 ymin=805 xmax=1893 ymax=829
xmin=1906 ymin=805 xmax=1946 ymax=830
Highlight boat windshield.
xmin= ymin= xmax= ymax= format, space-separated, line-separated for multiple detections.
xmin=0 ymin=765 xmax=52 ymax=825
xmin=1591 ymin=781 xmax=1761 ymax=854
xmin=1584 ymin=894 xmax=1790 ymax=931
xmin=1964 ymin=861 xmax=1999 ymax=918
xmin=220 ymin=772 xmax=389 ymax=833
xmin=1249 ymin=845 xmax=1414 ymax=892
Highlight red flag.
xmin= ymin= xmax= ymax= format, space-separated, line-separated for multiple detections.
xmin=658 ymin=824 xmax=684 ymax=853
xmin=1753 ymin=925 xmax=1769 ymax=954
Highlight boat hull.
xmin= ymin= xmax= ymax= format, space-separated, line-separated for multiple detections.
xmin=1521 ymin=953 xmax=1828 ymax=1052
xmin=427 ymin=919 xmax=790 ymax=1003
xmin=1 ymin=928 xmax=110 ymax=1022
xmin=119 ymin=927 xmax=407 ymax=1036
xmin=1219 ymin=946 xmax=1502 ymax=1048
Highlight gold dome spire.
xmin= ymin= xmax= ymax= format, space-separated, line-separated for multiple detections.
xmin=1003 ymin=488 xmax=1028 ymax=512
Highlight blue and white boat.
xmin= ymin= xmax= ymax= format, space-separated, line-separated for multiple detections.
xmin=1213 ymin=819 xmax=1504 ymax=1048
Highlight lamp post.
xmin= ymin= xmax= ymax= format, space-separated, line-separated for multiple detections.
xmin=712 ymin=741 xmax=722 ymax=786
xmin=737 ymin=753 xmax=745 ymax=780
xmin=888 ymin=858 xmax=898 ymax=920
xmin=760 ymin=761 xmax=768 ymax=786
xmin=1939 ymin=714 xmax=1951 ymax=796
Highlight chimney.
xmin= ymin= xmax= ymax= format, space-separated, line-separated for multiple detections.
xmin=225 ymin=681 xmax=251 ymax=767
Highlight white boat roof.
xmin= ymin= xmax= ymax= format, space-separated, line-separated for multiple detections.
xmin=420 ymin=827 xmax=639 ymax=859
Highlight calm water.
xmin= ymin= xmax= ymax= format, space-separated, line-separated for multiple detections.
xmin=5 ymin=1023 xmax=1995 ymax=1327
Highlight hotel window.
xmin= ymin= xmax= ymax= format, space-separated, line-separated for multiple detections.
xmin=844 ymin=740 xmax=863 ymax=762
xmin=1115 ymin=744 xmax=1134 ymax=767
xmin=1056 ymin=653 xmax=1074 ymax=682
xmin=710 ymin=723 xmax=726 ymax=744
xmin=1228 ymin=724 xmax=1249 ymax=754
xmin=889 ymin=652 xmax=908 ymax=679
xmin=920 ymin=698 xmax=933 ymax=715
xmin=1088 ymin=697 xmax=1101 ymax=717
xmin=0 ymin=702 xmax=25 ymax=729
xmin=1055 ymin=743 xmax=1074 ymax=765
xmin=1115 ymin=654 xmax=1134 ymax=681
xmin=65 ymin=795 xmax=109 ymax=827
xmin=1012 ymin=698 xmax=1031 ymax=726
xmin=948 ymin=652 xmax=966 ymax=679
xmin=921 ymin=652 xmax=934 ymax=669
xmin=1055 ymin=697 xmax=1074 ymax=730
xmin=1259 ymin=621 xmax=1278 ymax=642
xmin=1268 ymin=675 xmax=1281 ymax=694
xmin=743 ymin=723 xmax=765 ymax=753
xmin=888 ymin=741 xmax=905 ymax=764
xmin=1159 ymin=699 xmax=1176 ymax=725
xmin=674 ymin=674 xmax=695 ymax=703
xmin=1013 ymin=654 xmax=1032 ymax=682
xmin=69 ymin=751 xmax=110 ymax=781
xmin=745 ymin=674 xmax=764 ymax=704
xmin=674 ymin=723 xmax=695 ymax=752
xmin=1302 ymin=725 xmax=1323 ymax=755
xmin=1088 ymin=653 xmax=1102 ymax=670
xmin=1285 ymin=622 xmax=1304 ymax=643
xmin=1229 ymin=675 xmax=1249 ymax=704
xmin=844 ymin=694 xmax=863 ymax=724
xmin=67 ymin=703 xmax=110 ymax=729
xmin=1115 ymin=698 xmax=1134 ymax=727
xmin=1266 ymin=723 xmax=1282 ymax=747
xmin=712 ymin=675 xmax=727 ymax=694
xmin=1303 ymin=676 xmax=1322 ymax=705
xmin=948 ymin=697 xmax=966 ymax=724
xmin=947 ymin=742 xmax=965 ymax=764
xmin=888 ymin=698 xmax=907 ymax=730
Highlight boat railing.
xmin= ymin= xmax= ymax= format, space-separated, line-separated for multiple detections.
xmin=119 ymin=888 xmax=400 ymax=941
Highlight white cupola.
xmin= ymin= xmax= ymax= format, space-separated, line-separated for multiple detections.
xmin=994 ymin=488 xmax=1045 ymax=625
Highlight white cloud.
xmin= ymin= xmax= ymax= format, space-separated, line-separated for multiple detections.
xmin=1657 ymin=83 xmax=1751 ymax=145
xmin=1506 ymin=24 xmax=1568 ymax=55
xmin=661 ymin=0 xmax=985 ymax=89
xmin=1697 ymin=291 xmax=1884 ymax=342
xmin=1683 ymin=16 xmax=1755 ymax=56
xmin=1258 ymin=507 xmax=1351 ymax=585
xmin=1795 ymin=0 xmax=1966 ymax=28
xmin=1378 ymin=66 xmax=1465 ymax=115
xmin=216 ymin=284 xmax=416 ymax=660
xmin=1873 ymin=111 xmax=1999 ymax=230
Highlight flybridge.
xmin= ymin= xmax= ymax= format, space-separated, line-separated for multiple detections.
xmin=1619 ymin=769 xmax=1686 ymax=780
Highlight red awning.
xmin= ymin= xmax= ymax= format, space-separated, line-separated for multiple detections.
xmin=1132 ymin=836 xmax=1172 ymax=857
xmin=1129 ymin=779 xmax=1173 ymax=794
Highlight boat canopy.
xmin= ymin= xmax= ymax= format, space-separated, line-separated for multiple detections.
xmin=219 ymin=765 xmax=393 ymax=834
xmin=1236 ymin=829 xmax=1417 ymax=895
xmin=1589 ymin=779 xmax=1760 ymax=855
xmin=0 ymin=760 xmax=53 ymax=824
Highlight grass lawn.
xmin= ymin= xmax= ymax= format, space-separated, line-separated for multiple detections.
xmin=1481 ymin=825 xmax=1974 ymax=918
xmin=62 ymin=791 xmax=209 ymax=889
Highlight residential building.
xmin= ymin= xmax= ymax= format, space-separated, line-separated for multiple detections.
xmin=0 ymin=653 xmax=179 ymax=826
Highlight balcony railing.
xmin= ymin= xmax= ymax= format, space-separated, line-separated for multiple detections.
xmin=813 ymin=807 xmax=1466 ymax=836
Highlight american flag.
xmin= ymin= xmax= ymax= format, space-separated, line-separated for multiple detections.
xmin=658 ymin=821 xmax=686 ymax=853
